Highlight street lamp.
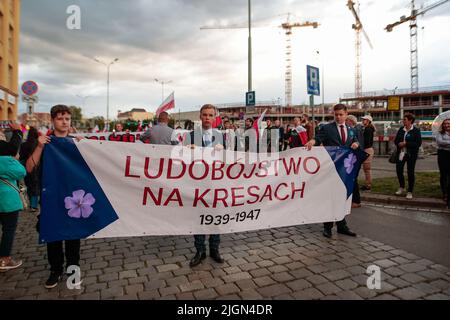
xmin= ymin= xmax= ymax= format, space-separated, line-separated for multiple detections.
xmin=316 ymin=50 xmax=325 ymax=122
xmin=154 ymin=78 xmax=172 ymax=103
xmin=91 ymin=57 xmax=119 ymax=130
xmin=76 ymin=94 xmax=92 ymax=111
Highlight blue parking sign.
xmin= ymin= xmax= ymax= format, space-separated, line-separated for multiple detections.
xmin=307 ymin=65 xmax=320 ymax=96
xmin=246 ymin=91 xmax=255 ymax=106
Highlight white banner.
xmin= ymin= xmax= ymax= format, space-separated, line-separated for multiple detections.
xmin=40 ymin=139 xmax=361 ymax=242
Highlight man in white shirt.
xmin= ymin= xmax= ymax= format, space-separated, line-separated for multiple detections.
xmin=186 ymin=104 xmax=225 ymax=267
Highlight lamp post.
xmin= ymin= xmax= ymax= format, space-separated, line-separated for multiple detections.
xmin=76 ymin=94 xmax=92 ymax=111
xmin=316 ymin=50 xmax=325 ymax=122
xmin=154 ymin=78 xmax=172 ymax=103
xmin=92 ymin=57 xmax=119 ymax=131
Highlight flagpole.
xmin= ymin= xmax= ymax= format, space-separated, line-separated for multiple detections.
xmin=155 ymin=79 xmax=172 ymax=104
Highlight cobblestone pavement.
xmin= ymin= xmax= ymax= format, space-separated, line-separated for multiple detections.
xmin=1 ymin=210 xmax=449 ymax=300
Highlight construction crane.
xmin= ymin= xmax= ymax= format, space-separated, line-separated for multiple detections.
xmin=386 ymin=0 xmax=450 ymax=93
xmin=200 ymin=14 xmax=319 ymax=107
xmin=347 ymin=0 xmax=373 ymax=101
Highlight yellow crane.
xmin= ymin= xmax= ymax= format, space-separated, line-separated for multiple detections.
xmin=386 ymin=0 xmax=450 ymax=93
xmin=201 ymin=13 xmax=319 ymax=107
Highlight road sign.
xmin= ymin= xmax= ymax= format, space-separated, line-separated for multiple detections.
xmin=246 ymin=91 xmax=256 ymax=106
xmin=307 ymin=65 xmax=320 ymax=96
xmin=22 ymin=81 xmax=38 ymax=96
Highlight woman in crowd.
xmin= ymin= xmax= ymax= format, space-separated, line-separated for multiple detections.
xmin=436 ymin=118 xmax=450 ymax=208
xmin=394 ymin=113 xmax=422 ymax=199
xmin=361 ymin=115 xmax=375 ymax=191
xmin=0 ymin=124 xmax=26 ymax=271
xmin=19 ymin=127 xmax=41 ymax=212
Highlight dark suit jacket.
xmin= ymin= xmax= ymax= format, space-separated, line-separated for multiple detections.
xmin=394 ymin=126 xmax=422 ymax=156
xmin=187 ymin=129 xmax=226 ymax=148
xmin=314 ymin=122 xmax=360 ymax=147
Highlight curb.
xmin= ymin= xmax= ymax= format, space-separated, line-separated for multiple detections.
xmin=361 ymin=192 xmax=448 ymax=210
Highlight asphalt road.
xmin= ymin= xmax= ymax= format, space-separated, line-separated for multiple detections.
xmin=347 ymin=205 xmax=450 ymax=267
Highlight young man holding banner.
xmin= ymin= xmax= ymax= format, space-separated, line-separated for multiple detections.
xmin=186 ymin=104 xmax=226 ymax=267
xmin=305 ymin=104 xmax=359 ymax=239
xmin=26 ymin=105 xmax=82 ymax=289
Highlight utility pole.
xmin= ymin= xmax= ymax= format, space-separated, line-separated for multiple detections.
xmin=248 ymin=0 xmax=252 ymax=93
xmin=91 ymin=57 xmax=119 ymax=131
xmin=155 ymin=79 xmax=172 ymax=103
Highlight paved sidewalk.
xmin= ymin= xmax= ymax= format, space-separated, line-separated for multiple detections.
xmin=1 ymin=210 xmax=449 ymax=300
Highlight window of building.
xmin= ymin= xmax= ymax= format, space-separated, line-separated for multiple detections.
xmin=0 ymin=12 xmax=4 ymax=44
xmin=8 ymin=25 xmax=13 ymax=51
xmin=8 ymin=64 xmax=13 ymax=88
xmin=9 ymin=0 xmax=14 ymax=15
xmin=0 ymin=57 xmax=3 ymax=84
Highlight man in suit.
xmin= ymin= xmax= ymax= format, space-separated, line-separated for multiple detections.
xmin=186 ymin=104 xmax=225 ymax=267
xmin=140 ymin=112 xmax=177 ymax=145
xmin=305 ymin=104 xmax=359 ymax=239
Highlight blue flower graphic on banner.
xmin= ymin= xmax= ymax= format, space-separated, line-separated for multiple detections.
xmin=343 ymin=153 xmax=357 ymax=174
xmin=65 ymin=190 xmax=96 ymax=219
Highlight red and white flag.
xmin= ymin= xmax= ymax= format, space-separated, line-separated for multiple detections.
xmin=156 ymin=92 xmax=175 ymax=116
xmin=212 ymin=116 xmax=222 ymax=129
xmin=253 ymin=109 xmax=268 ymax=139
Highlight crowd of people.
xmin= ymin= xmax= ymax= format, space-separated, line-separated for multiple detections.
xmin=1 ymin=102 xmax=449 ymax=290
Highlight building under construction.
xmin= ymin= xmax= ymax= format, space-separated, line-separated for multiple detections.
xmin=208 ymin=85 xmax=449 ymax=124
xmin=340 ymin=85 xmax=450 ymax=122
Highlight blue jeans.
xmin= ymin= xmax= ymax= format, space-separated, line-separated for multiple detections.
xmin=0 ymin=211 xmax=19 ymax=257
xmin=194 ymin=234 xmax=220 ymax=253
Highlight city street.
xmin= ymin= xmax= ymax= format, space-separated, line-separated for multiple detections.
xmin=0 ymin=203 xmax=449 ymax=300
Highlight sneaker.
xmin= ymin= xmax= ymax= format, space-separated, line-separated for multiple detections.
xmin=0 ymin=257 xmax=23 ymax=271
xmin=406 ymin=192 xmax=413 ymax=199
xmin=45 ymin=272 xmax=62 ymax=289
xmin=395 ymin=188 xmax=405 ymax=196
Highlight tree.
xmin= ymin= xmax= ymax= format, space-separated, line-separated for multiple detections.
xmin=90 ymin=116 xmax=105 ymax=131
xmin=69 ymin=106 xmax=83 ymax=121
xmin=69 ymin=106 xmax=83 ymax=129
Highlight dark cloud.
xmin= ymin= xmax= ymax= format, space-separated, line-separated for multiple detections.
xmin=19 ymin=0 xmax=450 ymax=116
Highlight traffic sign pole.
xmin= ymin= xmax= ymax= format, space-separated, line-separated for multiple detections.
xmin=310 ymin=95 xmax=315 ymax=138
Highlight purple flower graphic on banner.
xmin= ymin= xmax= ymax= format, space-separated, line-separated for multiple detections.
xmin=344 ymin=153 xmax=357 ymax=174
xmin=64 ymin=190 xmax=96 ymax=219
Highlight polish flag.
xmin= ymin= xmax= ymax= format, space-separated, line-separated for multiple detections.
xmin=156 ymin=92 xmax=175 ymax=116
xmin=295 ymin=125 xmax=309 ymax=145
xmin=252 ymin=109 xmax=267 ymax=139
xmin=212 ymin=116 xmax=222 ymax=129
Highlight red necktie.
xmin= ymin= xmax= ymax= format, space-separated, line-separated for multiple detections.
xmin=340 ymin=125 xmax=346 ymax=144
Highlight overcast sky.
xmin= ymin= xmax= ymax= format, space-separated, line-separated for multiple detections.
xmin=19 ymin=0 xmax=450 ymax=118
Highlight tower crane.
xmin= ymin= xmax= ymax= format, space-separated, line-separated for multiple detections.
xmin=347 ymin=0 xmax=373 ymax=101
xmin=200 ymin=13 xmax=319 ymax=107
xmin=385 ymin=0 xmax=450 ymax=93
